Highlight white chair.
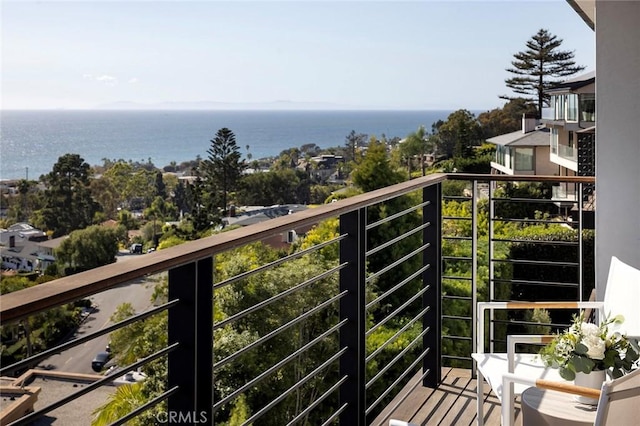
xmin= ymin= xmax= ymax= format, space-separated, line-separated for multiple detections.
xmin=471 ymin=256 xmax=640 ymax=425
xmin=502 ymin=366 xmax=640 ymax=425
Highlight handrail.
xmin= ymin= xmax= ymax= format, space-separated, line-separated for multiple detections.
xmin=1 ymin=174 xmax=597 ymax=323
xmin=0 ymin=173 xmax=449 ymax=322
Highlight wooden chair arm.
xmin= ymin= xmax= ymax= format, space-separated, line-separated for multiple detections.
xmin=535 ymin=378 xmax=601 ymax=399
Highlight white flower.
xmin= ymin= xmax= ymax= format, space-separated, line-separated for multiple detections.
xmin=580 ymin=322 xmax=601 ymax=338
xmin=583 ymin=334 xmax=606 ymax=360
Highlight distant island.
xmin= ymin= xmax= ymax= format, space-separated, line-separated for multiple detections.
xmin=94 ymin=100 xmax=389 ymax=111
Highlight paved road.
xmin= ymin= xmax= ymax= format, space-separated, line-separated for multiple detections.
xmin=40 ymin=253 xmax=159 ymax=375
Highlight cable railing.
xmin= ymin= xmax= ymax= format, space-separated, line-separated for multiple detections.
xmin=444 ymin=175 xmax=593 ymax=361
xmin=0 ymin=173 xmax=595 ymax=425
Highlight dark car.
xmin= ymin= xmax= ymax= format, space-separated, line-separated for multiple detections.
xmin=91 ymin=351 xmax=111 ymax=372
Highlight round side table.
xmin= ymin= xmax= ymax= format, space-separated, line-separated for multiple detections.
xmin=521 ymin=387 xmax=597 ymax=426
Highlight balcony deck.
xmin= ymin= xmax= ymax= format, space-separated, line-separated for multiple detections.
xmin=0 ymin=174 xmax=593 ymax=425
xmin=373 ymin=368 xmax=521 ymax=426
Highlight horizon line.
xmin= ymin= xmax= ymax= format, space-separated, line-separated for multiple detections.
xmin=1 ymin=107 xmax=489 ymax=112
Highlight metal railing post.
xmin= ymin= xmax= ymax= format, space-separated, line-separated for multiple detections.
xmin=578 ymin=182 xmax=584 ymax=301
xmin=471 ymin=180 xmax=478 ymax=373
xmin=168 ymin=258 xmax=214 ymax=423
xmin=488 ymin=180 xmax=495 ymax=354
xmin=423 ymin=183 xmax=442 ymax=387
xmin=339 ymin=208 xmax=366 ymax=425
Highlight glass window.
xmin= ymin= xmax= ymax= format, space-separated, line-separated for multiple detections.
xmin=515 ymin=148 xmax=533 ymax=171
xmin=580 ymin=93 xmax=595 ymax=121
xmin=555 ymin=95 xmax=566 ymax=120
xmin=567 ymin=94 xmax=578 ymax=121
xmin=495 ymin=145 xmax=508 ymax=167
xmin=551 ymin=128 xmax=559 ymax=154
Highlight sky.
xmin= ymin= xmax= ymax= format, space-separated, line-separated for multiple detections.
xmin=1 ymin=0 xmax=595 ymax=111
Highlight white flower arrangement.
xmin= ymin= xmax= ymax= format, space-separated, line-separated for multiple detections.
xmin=539 ymin=313 xmax=639 ymax=380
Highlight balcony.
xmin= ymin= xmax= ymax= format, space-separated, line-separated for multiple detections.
xmin=0 ymin=174 xmax=595 ymax=426
xmin=543 ymin=93 xmax=596 ymax=129
xmin=556 ymin=145 xmax=577 ymax=162
xmin=552 ymin=184 xmax=578 ymax=202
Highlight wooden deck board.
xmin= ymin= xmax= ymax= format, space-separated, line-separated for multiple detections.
xmin=372 ymin=368 xmax=523 ymax=426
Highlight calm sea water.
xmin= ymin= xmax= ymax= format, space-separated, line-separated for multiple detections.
xmin=0 ymin=109 xmax=454 ymax=181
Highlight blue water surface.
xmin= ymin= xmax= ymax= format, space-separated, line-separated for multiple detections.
xmin=0 ymin=109 xmax=454 ymax=180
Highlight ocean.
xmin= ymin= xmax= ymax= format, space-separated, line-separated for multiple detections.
xmin=0 ymin=109 xmax=455 ymax=181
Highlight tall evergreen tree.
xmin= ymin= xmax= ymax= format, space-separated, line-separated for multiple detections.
xmin=39 ymin=153 xmax=99 ymax=236
xmin=501 ymin=28 xmax=585 ymax=116
xmin=172 ymin=180 xmax=190 ymax=215
xmin=187 ymin=175 xmax=219 ymax=235
xmin=344 ymin=130 xmax=368 ymax=163
xmin=202 ymin=128 xmax=245 ymax=212
xmin=154 ymin=171 xmax=167 ymax=199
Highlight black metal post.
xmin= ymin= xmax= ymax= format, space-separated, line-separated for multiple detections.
xmin=423 ymin=183 xmax=442 ymax=387
xmin=339 ymin=208 xmax=366 ymax=425
xmin=168 ymin=257 xmax=214 ymax=423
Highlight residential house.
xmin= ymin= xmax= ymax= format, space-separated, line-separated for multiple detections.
xmin=0 ymin=224 xmax=58 ymax=273
xmin=488 ymin=113 xmax=556 ymax=176
xmin=542 ymin=71 xmax=596 ymax=204
xmin=306 ymin=155 xmax=345 ymax=183
xmin=36 ymin=235 xmax=67 ymax=259
xmin=223 ymin=204 xmax=314 ymax=250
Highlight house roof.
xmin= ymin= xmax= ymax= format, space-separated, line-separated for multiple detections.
xmin=37 ymin=235 xmax=67 ymax=249
xmin=0 ymin=241 xmax=39 ymax=261
xmin=486 ymin=128 xmax=550 ymax=147
xmin=1 ymin=223 xmax=48 ymax=243
xmin=224 ymin=205 xmax=309 ymax=228
xmin=547 ymin=71 xmax=595 ymax=93
xmin=567 ymin=0 xmax=595 ymax=30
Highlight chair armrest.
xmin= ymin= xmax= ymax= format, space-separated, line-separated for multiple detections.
xmin=476 ymin=301 xmax=604 ymax=354
xmin=500 ymin=373 xmax=602 ymax=426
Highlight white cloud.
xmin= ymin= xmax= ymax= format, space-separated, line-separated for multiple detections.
xmin=82 ymin=74 xmax=118 ymax=86
xmin=95 ymin=75 xmax=118 ymax=86
xmin=128 ymin=77 xmax=139 ymax=84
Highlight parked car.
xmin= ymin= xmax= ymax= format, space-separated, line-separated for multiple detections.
xmin=91 ymin=351 xmax=111 ymax=372
xmin=129 ymin=243 xmax=143 ymax=254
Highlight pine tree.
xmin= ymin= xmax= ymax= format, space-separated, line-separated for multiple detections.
xmin=39 ymin=153 xmax=99 ymax=237
xmin=202 ymin=128 xmax=245 ymax=212
xmin=501 ymin=28 xmax=585 ymax=117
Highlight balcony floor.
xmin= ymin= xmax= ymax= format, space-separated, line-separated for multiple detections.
xmin=373 ymin=367 xmax=523 ymax=426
